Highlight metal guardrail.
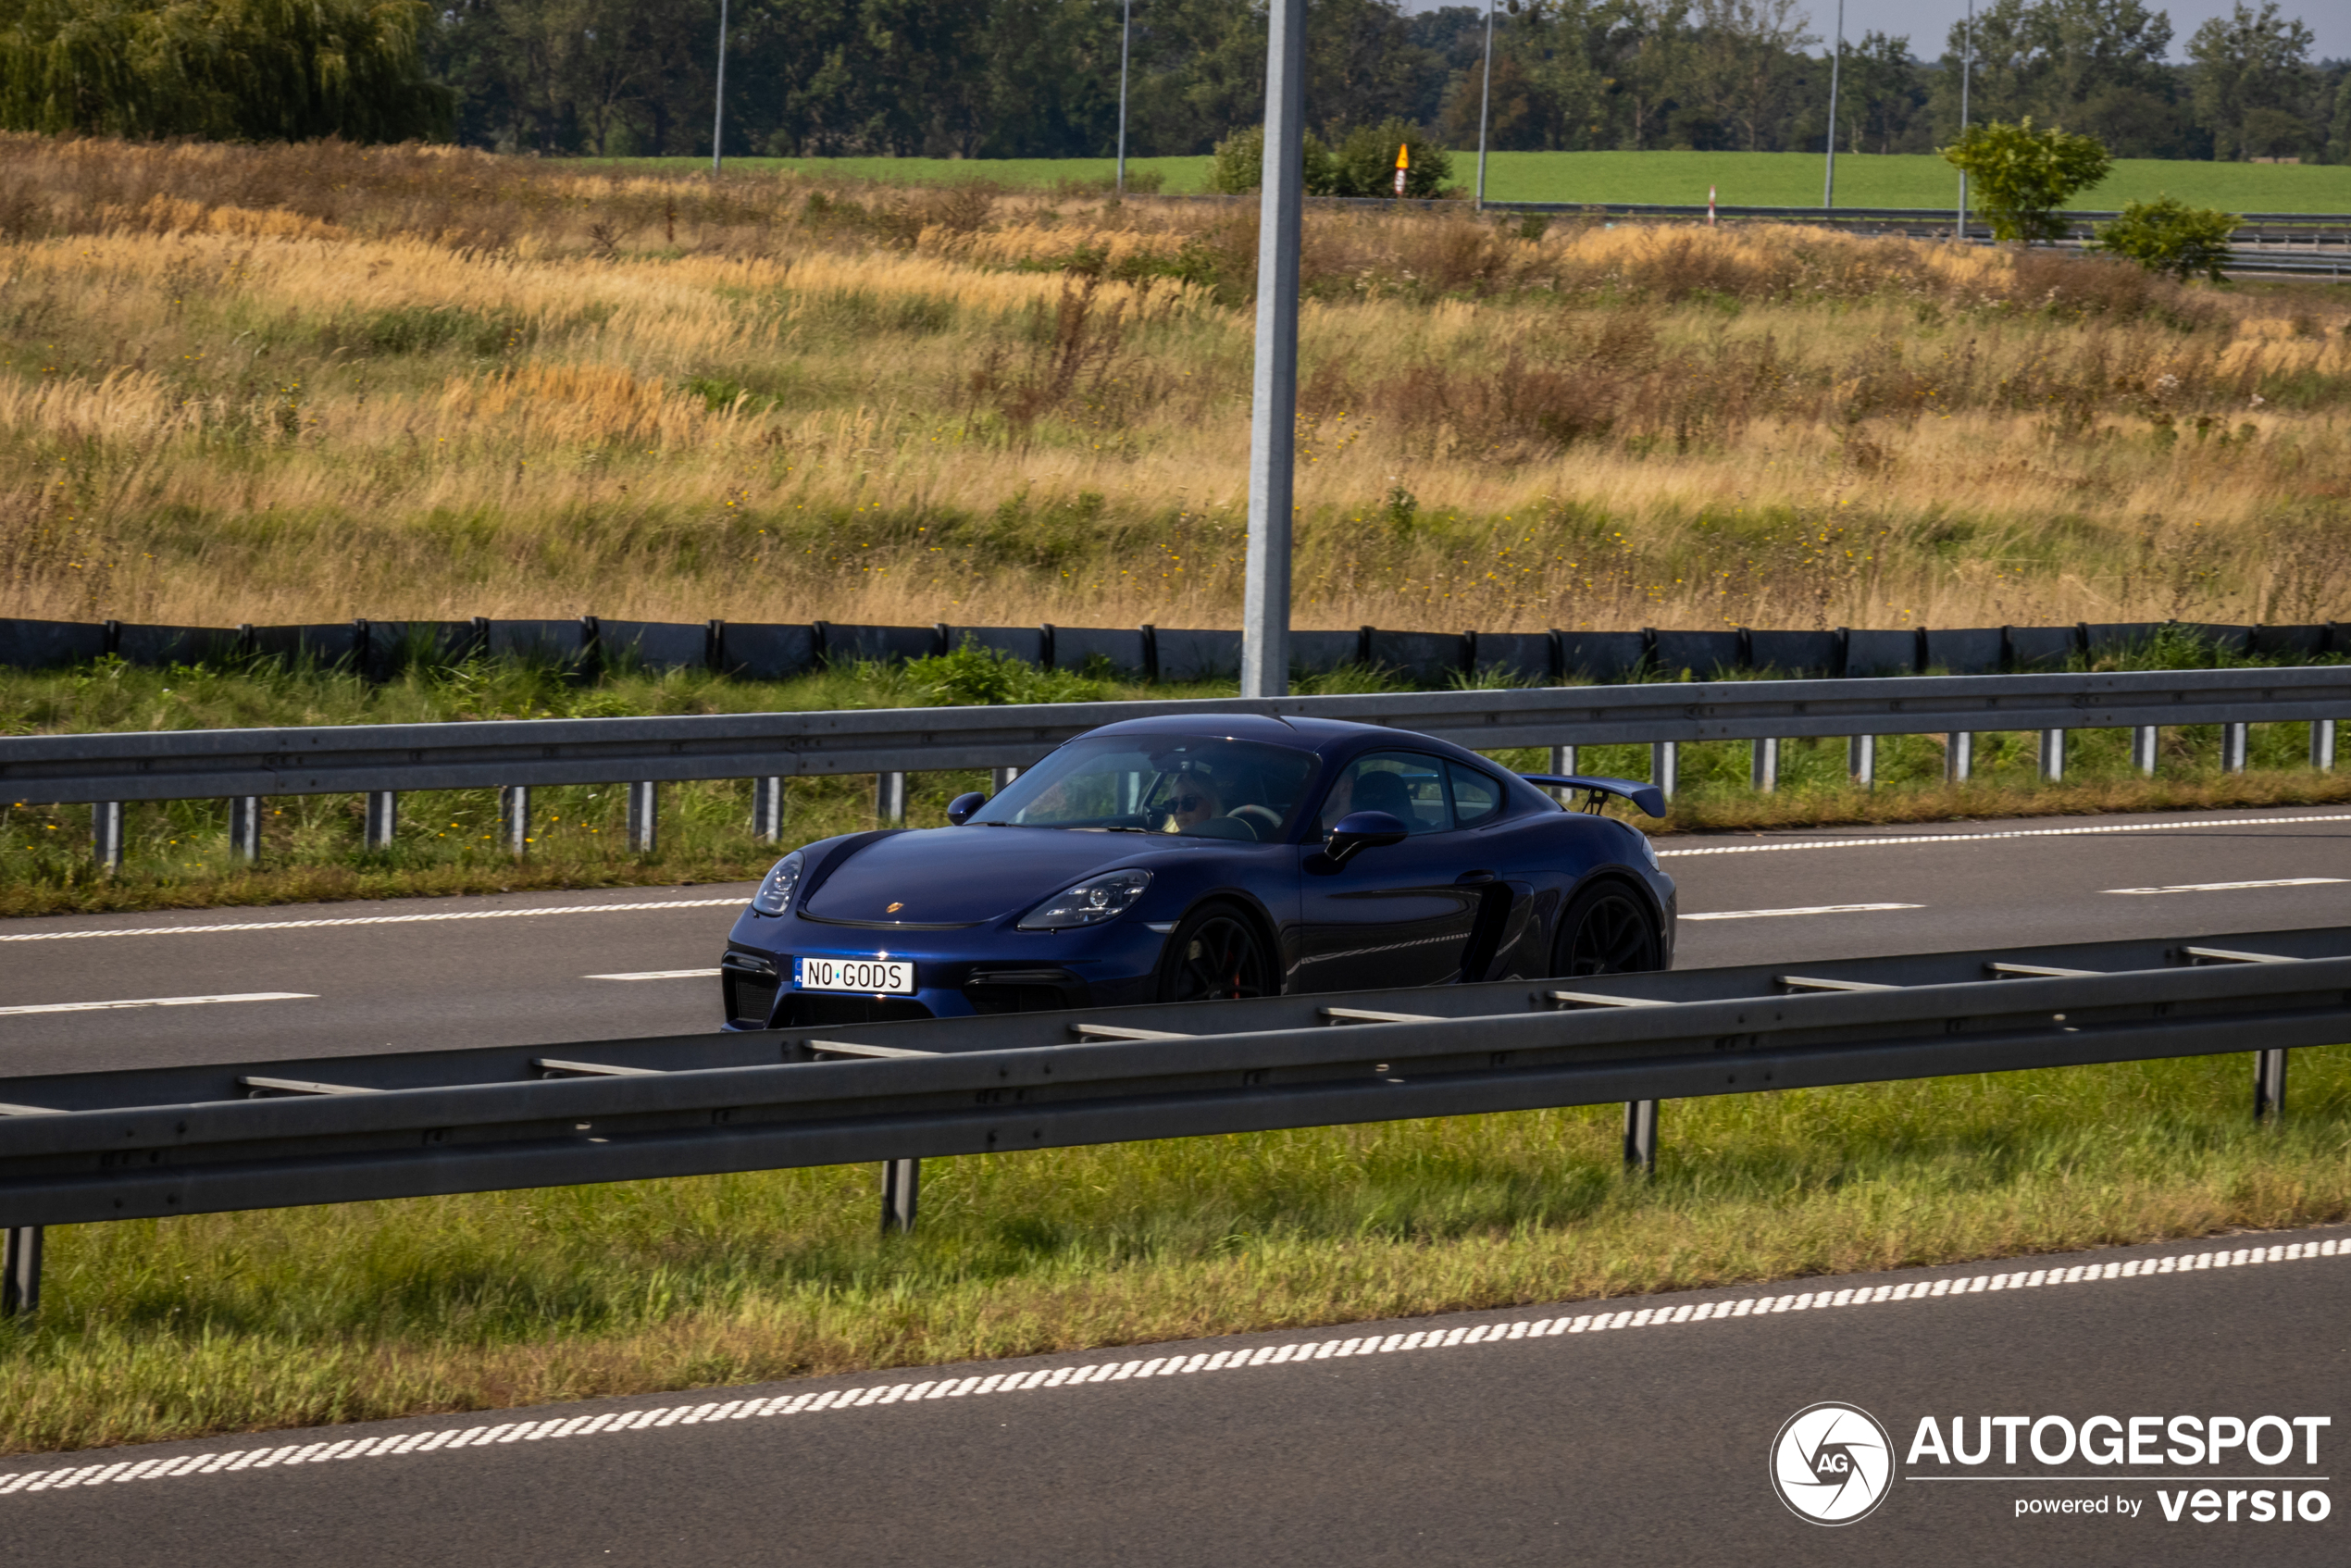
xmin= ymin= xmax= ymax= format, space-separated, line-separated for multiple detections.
xmin=0 ymin=926 xmax=2340 ymax=1312
xmin=3 ymin=666 xmax=2345 ymax=862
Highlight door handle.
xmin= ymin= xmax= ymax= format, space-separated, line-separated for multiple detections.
xmin=1454 ymin=870 xmax=1496 ymax=884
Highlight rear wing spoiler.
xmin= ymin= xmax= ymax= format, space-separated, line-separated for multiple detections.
xmin=1520 ymin=774 xmax=1668 ymax=819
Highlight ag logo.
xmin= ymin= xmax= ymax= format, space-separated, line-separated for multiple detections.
xmin=1770 ymin=1402 xmax=1895 ymax=1524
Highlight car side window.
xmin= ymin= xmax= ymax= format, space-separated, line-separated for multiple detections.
xmin=1447 ymin=762 xmax=1504 ymax=828
xmin=1319 ymin=753 xmax=1452 ymax=836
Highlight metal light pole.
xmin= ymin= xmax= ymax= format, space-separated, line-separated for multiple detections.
xmin=1474 ymin=0 xmax=1497 ymax=211
xmin=1116 ymin=0 xmax=1132 ymax=194
xmin=711 ymin=0 xmax=729 ymax=176
xmin=1822 ymin=0 xmax=1844 ymax=206
xmin=1956 ymin=0 xmax=1973 ymax=242
xmin=1240 ymin=0 xmax=1305 ymax=700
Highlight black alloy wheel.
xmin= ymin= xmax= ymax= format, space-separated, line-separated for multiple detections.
xmin=1552 ymin=882 xmax=1663 ymax=977
xmin=1158 ymin=903 xmax=1275 ymax=1002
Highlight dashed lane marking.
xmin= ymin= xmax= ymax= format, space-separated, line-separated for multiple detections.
xmin=1656 ymin=813 xmax=2351 ymax=858
xmin=2105 ymin=877 xmax=2347 ymax=895
xmin=0 ymin=992 xmax=316 ymax=1017
xmin=0 ymin=900 xmax=744 ymax=943
xmin=584 ymin=969 xmax=721 ymax=981
xmin=1682 ymin=902 xmax=1922 ymax=922
xmin=1 ymin=1236 xmax=2338 ymax=1496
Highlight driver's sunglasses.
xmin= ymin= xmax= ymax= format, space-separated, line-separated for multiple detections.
xmin=1170 ymin=793 xmax=1208 ymax=812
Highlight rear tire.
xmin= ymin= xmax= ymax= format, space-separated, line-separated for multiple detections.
xmin=1550 ymin=881 xmax=1663 ymax=977
xmin=1156 ymin=901 xmax=1275 ymax=1002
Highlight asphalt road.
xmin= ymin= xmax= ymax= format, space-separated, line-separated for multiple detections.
xmin=4 ymin=804 xmax=2349 ymax=1076
xmin=2 ymin=1226 xmax=2341 ymax=1567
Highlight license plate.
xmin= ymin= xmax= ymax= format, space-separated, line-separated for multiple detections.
xmin=797 ymin=957 xmax=915 ymax=995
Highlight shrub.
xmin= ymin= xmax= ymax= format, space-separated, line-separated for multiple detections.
xmin=1205 ymin=118 xmax=1449 ymax=200
xmin=2090 ymin=196 xmax=2240 ymax=283
xmin=1942 ymin=118 xmax=2113 ymax=244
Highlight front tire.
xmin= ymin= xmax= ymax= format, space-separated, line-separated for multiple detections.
xmin=1550 ymin=881 xmax=1663 ymax=977
xmin=1156 ymin=901 xmax=1275 ymax=1002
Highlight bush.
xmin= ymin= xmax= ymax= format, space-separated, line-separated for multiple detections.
xmin=2090 ymin=195 xmax=2240 ymax=282
xmin=1942 ymin=118 xmax=2113 ymax=244
xmin=1205 ymin=118 xmax=1450 ymax=200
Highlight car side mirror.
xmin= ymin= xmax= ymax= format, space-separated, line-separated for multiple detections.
xmin=1325 ymin=810 xmax=1408 ymax=865
xmin=947 ymin=791 xmax=988 ymax=826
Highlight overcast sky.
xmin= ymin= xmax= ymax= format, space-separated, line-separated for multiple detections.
xmin=1398 ymin=1 xmax=2350 ymax=65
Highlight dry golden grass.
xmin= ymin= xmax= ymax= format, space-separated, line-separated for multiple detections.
xmin=0 ymin=133 xmax=2345 ymax=636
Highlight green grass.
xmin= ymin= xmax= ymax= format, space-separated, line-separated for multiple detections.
xmin=2 ymin=1044 xmax=2344 ymax=1454
xmin=630 ymin=150 xmax=2351 ymax=213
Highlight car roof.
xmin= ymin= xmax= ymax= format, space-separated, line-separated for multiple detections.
xmin=1085 ymin=711 xmax=1487 ymax=765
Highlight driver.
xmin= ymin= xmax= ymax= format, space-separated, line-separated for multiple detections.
xmin=1163 ymin=774 xmax=1225 ymax=833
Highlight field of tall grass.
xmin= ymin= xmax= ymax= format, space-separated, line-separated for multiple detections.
xmin=0 ymin=134 xmax=2345 ymax=643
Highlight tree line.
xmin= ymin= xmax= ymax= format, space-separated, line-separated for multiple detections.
xmin=0 ymin=0 xmax=2345 ymax=166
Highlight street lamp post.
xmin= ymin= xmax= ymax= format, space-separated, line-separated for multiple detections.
xmin=1956 ymin=0 xmax=1973 ymax=242
xmin=1240 ymin=0 xmax=1305 ymax=700
xmin=1116 ymin=0 xmax=1133 ymax=195
xmin=1474 ymin=0 xmax=1496 ymax=211
xmin=711 ymin=0 xmax=729 ymax=176
xmin=1822 ymin=0 xmax=1844 ymax=206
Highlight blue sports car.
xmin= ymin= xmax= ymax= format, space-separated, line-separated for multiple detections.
xmin=718 ymin=714 xmax=1675 ymax=1029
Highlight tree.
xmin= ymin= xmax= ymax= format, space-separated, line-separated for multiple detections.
xmin=2090 ymin=194 xmax=2239 ymax=280
xmin=2187 ymin=0 xmax=2315 ymax=162
xmin=1682 ymin=0 xmax=1814 ymax=152
xmin=0 ymin=0 xmax=451 ymax=142
xmin=1942 ymin=117 xmax=2112 ymax=243
xmin=1845 ymin=31 xmax=1927 ymax=154
xmin=1930 ymin=0 xmax=2184 ymax=157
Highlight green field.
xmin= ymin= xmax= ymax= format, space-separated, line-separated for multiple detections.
xmin=641 ymin=150 xmax=2351 ymax=213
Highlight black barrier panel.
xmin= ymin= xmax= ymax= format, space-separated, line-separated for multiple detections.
xmin=1474 ymin=631 xmax=1553 ymax=685
xmin=1366 ymin=628 xmax=1466 ymax=686
xmin=1923 ymin=626 xmax=2002 ymax=674
xmin=1053 ymin=626 xmax=1147 ymax=678
xmin=822 ymin=623 xmax=939 ymax=666
xmin=2186 ymin=623 xmax=2254 ymax=657
xmin=0 ymin=618 xmax=108 ymax=669
xmin=2251 ymin=625 xmax=2323 ymax=659
xmin=2084 ymin=621 xmax=2164 ymax=656
xmin=2006 ymin=624 xmax=2078 ymax=669
xmin=116 ymin=624 xmax=238 ymax=667
xmin=490 ymin=619 xmax=584 ymax=664
xmin=720 ymin=623 xmax=819 ymax=680
xmin=950 ymin=626 xmax=1046 ymax=666
xmin=1289 ymin=629 xmax=1359 ymax=677
xmin=1153 ymin=628 xmax=1242 ymax=682
xmin=1748 ymin=628 xmax=1839 ymax=677
xmin=599 ymin=620 xmax=706 ymax=672
xmin=1556 ymin=630 xmax=1647 ymax=682
xmin=247 ymin=624 xmax=364 ymax=667
xmin=1845 ymin=628 xmax=1919 ymax=677
xmin=1652 ymin=629 xmax=1740 ymax=678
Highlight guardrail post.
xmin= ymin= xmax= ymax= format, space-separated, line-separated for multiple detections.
xmin=875 ymin=771 xmax=907 ymax=824
xmin=1750 ymin=738 xmax=1779 ymax=791
xmin=626 ymin=782 xmax=658 ymax=853
xmin=1622 ymin=1100 xmax=1659 ymax=1174
xmin=2314 ymin=719 xmax=2338 ymax=772
xmin=751 ymin=778 xmax=785 ymax=843
xmin=990 ymin=765 xmax=1021 ymax=793
xmin=1648 ymin=742 xmax=1676 ymax=802
xmin=1547 ymin=744 xmax=1578 ymax=804
xmin=500 ymin=786 xmax=530 ymax=855
xmin=92 ymin=801 xmax=124 ymax=870
xmin=364 ymin=791 xmax=397 ymax=851
xmin=2037 ymin=729 xmax=2066 ymax=782
xmin=2132 ymin=726 xmax=2159 ymax=776
xmin=1847 ymin=735 xmax=1875 ymax=790
xmin=1946 ymin=732 xmax=1972 ymax=783
xmin=2 ymin=1226 xmax=41 ymax=1316
xmin=881 ymin=1158 xmax=919 ymax=1234
xmin=2254 ymin=1048 xmax=2288 ymax=1123
xmin=228 ymin=796 xmax=262 ymax=861
xmin=2221 ymin=722 xmax=2248 ymax=774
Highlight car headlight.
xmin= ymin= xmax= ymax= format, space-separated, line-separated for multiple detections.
xmin=751 ymin=851 xmax=804 ymax=916
xmin=1017 ymin=868 xmax=1152 ymax=930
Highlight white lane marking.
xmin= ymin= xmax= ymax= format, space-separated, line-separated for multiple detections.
xmin=0 ymin=899 xmax=744 ymax=943
xmin=1657 ymin=813 xmax=2351 ymax=858
xmin=2105 ymin=877 xmax=2346 ymax=895
xmin=1682 ymin=902 xmax=1922 ymax=922
xmin=0 ymin=992 xmax=316 ymax=1018
xmin=2 ymin=1235 xmax=2337 ymax=1494
xmin=585 ymin=969 xmax=720 ymax=981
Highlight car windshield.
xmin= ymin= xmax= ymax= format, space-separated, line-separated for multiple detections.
xmin=969 ymin=735 xmax=1319 ymax=843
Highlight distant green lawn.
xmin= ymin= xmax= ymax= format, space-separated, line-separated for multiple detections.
xmin=640 ymin=149 xmax=2351 ymax=213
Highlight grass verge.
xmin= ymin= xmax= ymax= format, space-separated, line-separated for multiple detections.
xmin=3 ymin=1045 xmax=2345 ymax=1455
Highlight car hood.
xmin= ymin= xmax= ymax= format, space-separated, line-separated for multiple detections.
xmin=800 ymin=827 xmax=1172 ymax=927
